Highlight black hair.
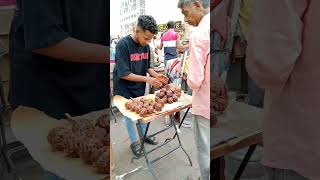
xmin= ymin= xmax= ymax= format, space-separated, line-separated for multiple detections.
xmin=167 ymin=21 xmax=175 ymax=29
xmin=137 ymin=15 xmax=158 ymax=34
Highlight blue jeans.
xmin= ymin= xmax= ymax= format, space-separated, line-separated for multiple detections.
xmin=45 ymin=171 xmax=65 ymax=180
xmin=124 ymin=116 xmax=147 ymax=143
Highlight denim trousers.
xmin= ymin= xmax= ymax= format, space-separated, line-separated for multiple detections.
xmin=124 ymin=116 xmax=147 ymax=143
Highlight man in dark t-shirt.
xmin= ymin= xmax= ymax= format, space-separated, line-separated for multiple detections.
xmin=10 ymin=0 xmax=109 ymax=119
xmin=10 ymin=1 xmax=109 ymax=179
xmin=113 ymin=15 xmax=166 ymax=156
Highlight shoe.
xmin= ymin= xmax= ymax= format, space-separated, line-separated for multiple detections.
xmin=130 ymin=141 xmax=141 ymax=157
xmin=145 ymin=136 xmax=158 ymax=145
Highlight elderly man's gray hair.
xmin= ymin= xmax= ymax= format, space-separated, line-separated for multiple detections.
xmin=177 ymin=0 xmax=210 ymax=9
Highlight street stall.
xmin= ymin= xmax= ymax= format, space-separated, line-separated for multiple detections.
xmin=211 ymin=100 xmax=263 ymax=180
xmin=10 ymin=107 xmax=110 ymax=180
xmin=113 ymin=84 xmax=193 ymax=180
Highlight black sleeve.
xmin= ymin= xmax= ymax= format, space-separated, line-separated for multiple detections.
xmin=115 ymin=41 xmax=131 ymax=78
xmin=147 ymin=46 xmax=151 ymax=69
xmin=22 ymin=1 xmax=69 ymax=50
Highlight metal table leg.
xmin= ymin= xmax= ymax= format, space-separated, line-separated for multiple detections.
xmin=0 ymin=113 xmax=11 ymax=172
xmin=165 ymin=107 xmax=190 ymax=142
xmin=171 ymin=115 xmax=192 ymax=166
xmin=131 ymin=113 xmax=193 ymax=179
xmin=1 ymin=110 xmax=21 ymax=180
xmin=233 ymin=144 xmax=257 ymax=180
xmin=0 ymin=73 xmax=21 ymax=180
xmin=212 ymin=157 xmax=226 ymax=180
xmin=131 ymin=121 xmax=158 ymax=179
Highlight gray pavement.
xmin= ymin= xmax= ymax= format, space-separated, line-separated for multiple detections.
xmin=110 ymin=111 xmax=201 ymax=180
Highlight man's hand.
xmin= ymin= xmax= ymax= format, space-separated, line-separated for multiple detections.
xmin=33 ymin=37 xmax=109 ymax=63
xmin=211 ymin=80 xmax=229 ymax=112
xmin=155 ymin=74 xmax=169 ymax=86
xmin=156 ymin=74 xmax=167 ymax=79
xmin=147 ymin=77 xmax=163 ymax=89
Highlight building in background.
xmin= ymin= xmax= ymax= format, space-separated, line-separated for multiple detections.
xmin=120 ymin=0 xmax=146 ymax=36
xmin=119 ymin=0 xmax=187 ymax=36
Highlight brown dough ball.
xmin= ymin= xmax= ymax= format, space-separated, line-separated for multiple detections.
xmin=127 ymin=102 xmax=134 ymax=111
xmin=132 ymin=99 xmax=140 ymax=105
xmin=94 ymin=151 xmax=109 ymax=174
xmin=140 ymin=98 xmax=148 ymax=103
xmin=162 ymin=96 xmax=168 ymax=104
xmin=143 ymin=102 xmax=150 ymax=108
xmin=155 ymin=96 xmax=160 ymax=102
xmin=159 ymin=92 xmax=165 ymax=98
xmin=134 ymin=105 xmax=143 ymax=113
xmin=47 ymin=126 xmax=71 ymax=152
xmin=95 ymin=114 xmax=109 ymax=129
xmin=63 ymin=134 xmax=81 ymax=158
xmin=91 ymin=146 xmax=106 ymax=164
xmin=167 ymin=97 xmax=174 ymax=104
xmin=156 ymin=76 xmax=169 ymax=86
xmin=166 ymin=90 xmax=173 ymax=97
xmin=149 ymin=101 xmax=156 ymax=106
xmin=163 ymin=84 xmax=170 ymax=90
xmin=158 ymin=99 xmax=166 ymax=106
xmin=154 ymin=103 xmax=163 ymax=111
xmin=139 ymin=108 xmax=148 ymax=117
xmin=79 ymin=138 xmax=103 ymax=164
xmin=139 ymin=101 xmax=144 ymax=106
xmin=125 ymin=101 xmax=131 ymax=109
xmin=160 ymin=88 xmax=166 ymax=93
xmin=172 ymin=95 xmax=178 ymax=102
xmin=93 ymin=127 xmax=108 ymax=145
xmin=147 ymin=106 xmax=154 ymax=114
xmin=72 ymin=119 xmax=94 ymax=137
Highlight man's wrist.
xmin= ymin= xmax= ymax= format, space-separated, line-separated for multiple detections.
xmin=145 ymin=76 xmax=150 ymax=83
xmin=153 ymin=73 xmax=160 ymax=78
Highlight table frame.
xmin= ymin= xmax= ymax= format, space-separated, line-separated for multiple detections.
xmin=131 ymin=107 xmax=193 ymax=179
xmin=211 ymin=132 xmax=263 ymax=180
xmin=0 ymin=71 xmax=21 ymax=180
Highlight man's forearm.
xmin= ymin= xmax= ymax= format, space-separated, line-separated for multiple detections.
xmin=147 ymin=68 xmax=160 ymax=78
xmin=121 ymin=73 xmax=148 ymax=82
xmin=33 ymin=37 xmax=109 ymax=63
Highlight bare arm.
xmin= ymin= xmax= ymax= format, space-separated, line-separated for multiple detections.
xmin=121 ymin=72 xmax=163 ymax=89
xmin=147 ymin=68 xmax=161 ymax=78
xmin=121 ymin=73 xmax=149 ymax=82
xmin=176 ymin=37 xmax=183 ymax=50
xmin=33 ymin=37 xmax=109 ymax=63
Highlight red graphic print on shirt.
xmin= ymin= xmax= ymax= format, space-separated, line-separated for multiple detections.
xmin=130 ymin=53 xmax=149 ymax=61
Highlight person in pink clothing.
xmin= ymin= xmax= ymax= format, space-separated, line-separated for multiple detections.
xmin=246 ymin=0 xmax=320 ymax=179
xmin=178 ymin=0 xmax=210 ymax=179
